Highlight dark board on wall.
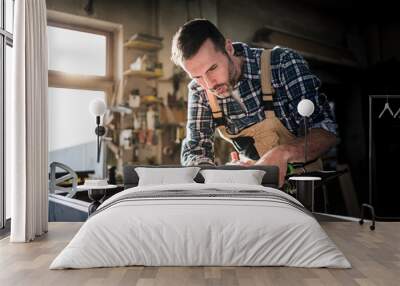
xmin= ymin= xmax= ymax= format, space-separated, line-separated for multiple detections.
xmin=369 ymin=95 xmax=400 ymax=219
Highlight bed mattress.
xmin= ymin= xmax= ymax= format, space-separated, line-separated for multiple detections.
xmin=50 ymin=183 xmax=351 ymax=269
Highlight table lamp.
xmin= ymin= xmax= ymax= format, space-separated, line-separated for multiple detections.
xmin=289 ymin=98 xmax=320 ymax=212
xmin=297 ymin=98 xmax=315 ymax=163
xmin=89 ymin=99 xmax=106 ymax=163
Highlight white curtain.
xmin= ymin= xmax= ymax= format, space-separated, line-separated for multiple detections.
xmin=8 ymin=0 xmax=48 ymax=242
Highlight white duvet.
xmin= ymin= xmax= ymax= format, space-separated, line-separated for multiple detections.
xmin=50 ymin=183 xmax=351 ymax=269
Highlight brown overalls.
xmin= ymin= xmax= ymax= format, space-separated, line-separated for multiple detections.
xmin=206 ymin=49 xmax=322 ymax=173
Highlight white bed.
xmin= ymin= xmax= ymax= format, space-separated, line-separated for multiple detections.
xmin=50 ymin=183 xmax=351 ymax=269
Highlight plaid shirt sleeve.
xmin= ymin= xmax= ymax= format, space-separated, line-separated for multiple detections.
xmin=181 ymin=87 xmax=216 ymax=166
xmin=279 ymin=49 xmax=337 ymax=136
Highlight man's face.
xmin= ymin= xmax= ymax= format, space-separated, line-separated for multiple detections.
xmin=182 ymin=39 xmax=236 ymax=98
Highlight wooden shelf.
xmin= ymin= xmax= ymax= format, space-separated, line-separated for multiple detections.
xmin=124 ymin=40 xmax=162 ymax=51
xmin=141 ymin=95 xmax=163 ymax=104
xmin=123 ymin=69 xmax=163 ymax=79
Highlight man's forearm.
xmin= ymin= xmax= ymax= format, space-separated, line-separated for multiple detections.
xmin=279 ymin=128 xmax=337 ymax=163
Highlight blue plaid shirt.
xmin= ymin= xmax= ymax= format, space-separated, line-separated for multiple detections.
xmin=181 ymin=42 xmax=337 ymax=166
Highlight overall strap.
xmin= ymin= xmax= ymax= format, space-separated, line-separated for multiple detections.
xmin=205 ymin=90 xmax=225 ymax=128
xmin=260 ymin=49 xmax=276 ymax=118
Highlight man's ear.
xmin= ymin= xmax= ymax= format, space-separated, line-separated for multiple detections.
xmin=225 ymin=39 xmax=234 ymax=56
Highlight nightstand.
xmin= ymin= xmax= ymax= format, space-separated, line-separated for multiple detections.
xmin=288 ymin=176 xmax=321 ymax=212
xmin=77 ymin=183 xmax=117 ymax=215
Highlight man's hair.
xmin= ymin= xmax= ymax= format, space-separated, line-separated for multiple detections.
xmin=171 ymin=19 xmax=226 ymax=66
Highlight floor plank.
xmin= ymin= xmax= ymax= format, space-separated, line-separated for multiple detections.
xmin=0 ymin=222 xmax=399 ymax=286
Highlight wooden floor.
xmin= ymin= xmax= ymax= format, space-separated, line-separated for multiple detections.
xmin=0 ymin=222 xmax=399 ymax=286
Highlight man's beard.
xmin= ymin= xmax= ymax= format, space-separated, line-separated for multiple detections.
xmin=209 ymin=56 xmax=237 ymax=99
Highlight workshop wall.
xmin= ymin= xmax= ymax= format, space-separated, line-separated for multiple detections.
xmin=45 ymin=0 xmax=400 ymax=216
xmin=217 ymin=0 xmax=346 ymax=48
xmin=46 ymin=0 xmax=354 ymax=82
xmin=366 ymin=23 xmax=400 ymax=64
xmin=46 ymin=0 xmax=154 ymax=39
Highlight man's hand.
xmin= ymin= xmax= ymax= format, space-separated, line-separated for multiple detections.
xmin=255 ymin=145 xmax=290 ymax=187
xmin=239 ymin=159 xmax=254 ymax=166
xmin=254 ymin=129 xmax=337 ymax=187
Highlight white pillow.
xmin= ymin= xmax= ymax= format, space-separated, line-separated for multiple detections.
xmin=200 ymin=169 xmax=266 ymax=185
xmin=135 ymin=167 xmax=200 ymax=186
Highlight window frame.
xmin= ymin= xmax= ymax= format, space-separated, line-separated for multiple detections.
xmin=47 ymin=9 xmax=124 ymax=103
xmin=1 ymin=0 xmax=14 ymax=231
xmin=46 ymin=10 xmax=123 ymax=179
xmin=47 ymin=20 xmax=114 ymax=95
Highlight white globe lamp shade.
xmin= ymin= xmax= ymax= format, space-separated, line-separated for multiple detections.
xmin=297 ymin=99 xmax=315 ymax=117
xmin=89 ymin=99 xmax=106 ymax=117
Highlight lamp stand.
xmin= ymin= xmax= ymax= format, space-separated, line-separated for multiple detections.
xmin=95 ymin=116 xmax=106 ymax=163
xmin=304 ymin=117 xmax=308 ymax=164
